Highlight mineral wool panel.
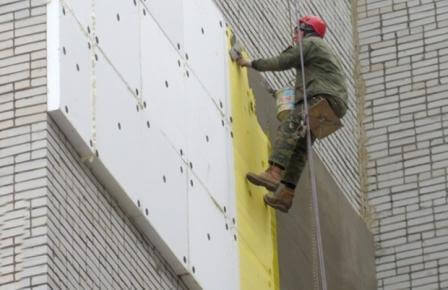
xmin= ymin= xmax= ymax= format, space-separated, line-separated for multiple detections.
xmin=95 ymin=0 xmax=142 ymax=94
xmin=143 ymin=0 xmax=184 ymax=52
xmin=94 ymin=51 xmax=142 ymax=194
xmin=47 ymin=0 xmax=239 ymax=288
xmin=185 ymin=72 xmax=234 ymax=211
xmin=188 ymin=173 xmax=239 ymax=290
xmin=137 ymin=129 xmax=190 ymax=268
xmin=141 ymin=12 xmax=188 ymax=154
xmin=62 ymin=0 xmax=92 ymax=30
xmin=57 ymin=1 xmax=93 ymax=151
xmin=183 ymin=0 xmax=229 ymax=114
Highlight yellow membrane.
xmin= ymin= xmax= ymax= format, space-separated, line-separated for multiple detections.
xmin=227 ymin=29 xmax=280 ymax=290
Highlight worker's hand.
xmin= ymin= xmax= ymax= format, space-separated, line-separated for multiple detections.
xmin=237 ymin=57 xmax=252 ymax=68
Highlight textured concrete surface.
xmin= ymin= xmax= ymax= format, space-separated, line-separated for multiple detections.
xmin=249 ymin=69 xmax=376 ymax=290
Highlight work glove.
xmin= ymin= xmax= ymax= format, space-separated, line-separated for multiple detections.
xmin=237 ymin=57 xmax=252 ymax=68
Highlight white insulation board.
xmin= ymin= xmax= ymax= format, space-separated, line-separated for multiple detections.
xmin=47 ymin=0 xmax=238 ymax=289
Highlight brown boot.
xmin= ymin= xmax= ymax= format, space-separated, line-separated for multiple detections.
xmin=246 ymin=165 xmax=283 ymax=191
xmin=263 ymin=184 xmax=295 ymax=213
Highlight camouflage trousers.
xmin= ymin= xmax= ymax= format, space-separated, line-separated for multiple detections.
xmin=269 ymin=94 xmax=346 ymax=186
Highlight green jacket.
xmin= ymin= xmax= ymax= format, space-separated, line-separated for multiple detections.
xmin=251 ymin=35 xmax=348 ymax=116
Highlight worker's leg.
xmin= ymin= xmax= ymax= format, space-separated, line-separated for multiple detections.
xmin=246 ymin=107 xmax=303 ymax=191
xmin=279 ymin=94 xmax=343 ymax=186
xmin=268 ymin=107 xmax=305 ymax=170
xmin=282 ymin=134 xmax=315 ymax=188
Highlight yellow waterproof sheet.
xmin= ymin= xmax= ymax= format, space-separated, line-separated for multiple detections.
xmin=227 ymin=29 xmax=280 ymax=290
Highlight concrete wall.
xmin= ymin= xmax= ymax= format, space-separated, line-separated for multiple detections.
xmin=215 ymin=0 xmax=366 ymax=215
xmin=357 ymin=0 xmax=448 ymax=289
xmin=0 ymin=1 xmax=186 ymax=288
xmin=249 ymin=70 xmax=376 ymax=290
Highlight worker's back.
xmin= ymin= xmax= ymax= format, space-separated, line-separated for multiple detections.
xmin=295 ymin=35 xmax=348 ymax=113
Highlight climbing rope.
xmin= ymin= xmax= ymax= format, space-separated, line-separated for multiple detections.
xmin=292 ymin=1 xmax=328 ymax=289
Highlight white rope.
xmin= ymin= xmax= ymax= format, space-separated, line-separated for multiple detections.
xmin=295 ymin=5 xmax=328 ymax=290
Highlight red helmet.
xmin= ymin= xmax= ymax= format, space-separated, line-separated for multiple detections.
xmin=298 ymin=15 xmax=327 ymax=38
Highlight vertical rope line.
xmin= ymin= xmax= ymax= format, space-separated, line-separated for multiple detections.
xmin=310 ymin=194 xmax=320 ymax=290
xmin=297 ymin=13 xmax=328 ymax=290
xmin=292 ymin=3 xmax=320 ymax=289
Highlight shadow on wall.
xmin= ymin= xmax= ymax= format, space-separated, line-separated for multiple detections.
xmin=247 ymin=69 xmax=377 ymax=290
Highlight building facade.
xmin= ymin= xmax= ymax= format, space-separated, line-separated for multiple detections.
xmin=0 ymin=0 xmax=380 ymax=289
xmin=358 ymin=0 xmax=448 ymax=289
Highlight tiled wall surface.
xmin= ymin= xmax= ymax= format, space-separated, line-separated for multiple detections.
xmin=0 ymin=1 xmax=186 ymax=289
xmin=0 ymin=0 xmax=49 ymax=288
xmin=215 ymin=0 xmax=365 ymax=215
xmin=357 ymin=0 xmax=448 ymax=289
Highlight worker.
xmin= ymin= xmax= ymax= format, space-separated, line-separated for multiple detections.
xmin=237 ymin=15 xmax=348 ymax=213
